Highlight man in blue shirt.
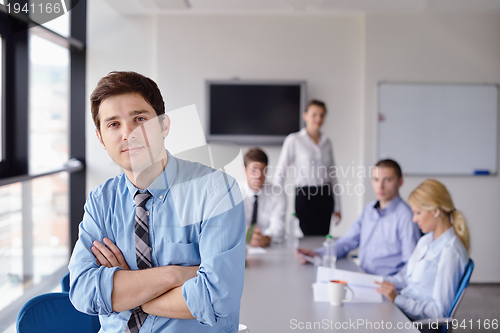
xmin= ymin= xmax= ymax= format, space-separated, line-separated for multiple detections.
xmin=295 ymin=160 xmax=420 ymax=276
xmin=68 ymin=71 xmax=246 ymax=332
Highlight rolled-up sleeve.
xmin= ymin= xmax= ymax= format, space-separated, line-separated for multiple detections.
xmin=68 ymin=193 xmax=121 ymax=316
xmin=181 ymin=174 xmax=246 ymax=326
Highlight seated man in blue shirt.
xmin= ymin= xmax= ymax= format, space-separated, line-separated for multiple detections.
xmin=295 ymin=159 xmax=420 ymax=276
xmin=68 ymin=71 xmax=246 ymax=333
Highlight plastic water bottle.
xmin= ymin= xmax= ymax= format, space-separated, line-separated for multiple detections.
xmin=286 ymin=213 xmax=300 ymax=249
xmin=322 ymin=235 xmax=336 ymax=268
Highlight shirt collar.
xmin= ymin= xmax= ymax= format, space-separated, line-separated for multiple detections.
xmin=373 ymin=195 xmax=402 ymax=215
xmin=428 ymin=226 xmax=455 ymax=253
xmin=124 ymin=150 xmax=176 ymax=203
xmin=243 ymin=180 xmax=263 ymax=196
xmin=299 ymin=127 xmax=326 ymax=146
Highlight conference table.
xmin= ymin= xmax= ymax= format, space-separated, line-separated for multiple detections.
xmin=239 ymin=237 xmax=421 ymax=332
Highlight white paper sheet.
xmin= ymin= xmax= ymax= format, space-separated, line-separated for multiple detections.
xmin=247 ymin=246 xmax=267 ymax=255
xmin=313 ymin=266 xmax=384 ymax=303
xmin=316 ymin=266 xmax=383 ymax=288
xmin=312 ymin=282 xmax=383 ymax=303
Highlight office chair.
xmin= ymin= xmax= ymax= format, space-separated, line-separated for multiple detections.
xmin=17 ymin=292 xmax=100 ymax=333
xmin=61 ymin=272 xmax=70 ymax=292
xmin=414 ymin=258 xmax=474 ymax=333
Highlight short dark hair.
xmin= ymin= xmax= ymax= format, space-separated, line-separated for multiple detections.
xmin=244 ymin=148 xmax=268 ymax=167
xmin=306 ymin=99 xmax=327 ymax=114
xmin=90 ymin=71 xmax=165 ymax=131
xmin=375 ymin=159 xmax=402 ymax=178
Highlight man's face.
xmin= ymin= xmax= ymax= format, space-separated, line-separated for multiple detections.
xmin=371 ymin=167 xmax=402 ymax=203
xmin=96 ymin=93 xmax=168 ymax=174
xmin=245 ymin=161 xmax=267 ymax=191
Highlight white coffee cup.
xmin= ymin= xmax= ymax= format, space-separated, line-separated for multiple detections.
xmin=238 ymin=324 xmax=250 ymax=333
xmin=328 ymin=280 xmax=354 ymax=306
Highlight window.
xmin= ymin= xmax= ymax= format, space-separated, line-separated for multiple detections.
xmin=0 ymin=182 xmax=22 ymax=313
xmin=29 ymin=34 xmax=69 ymax=173
xmin=40 ymin=9 xmax=70 ymax=37
xmin=0 ymin=174 xmax=69 ymax=313
xmin=31 ymin=174 xmax=69 ymax=284
xmin=0 ymin=2 xmax=86 ymax=331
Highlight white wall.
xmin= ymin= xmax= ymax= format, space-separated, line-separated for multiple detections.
xmin=154 ymin=14 xmax=365 ymax=235
xmin=86 ymin=0 xmax=157 ymax=191
xmin=363 ymin=10 xmax=500 ymax=282
xmin=87 ymin=0 xmax=500 ymax=282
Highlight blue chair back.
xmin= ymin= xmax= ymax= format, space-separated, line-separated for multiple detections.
xmin=440 ymin=259 xmax=474 ymax=333
xmin=17 ymin=292 xmax=100 ymax=333
xmin=61 ymin=272 xmax=70 ymax=292
xmin=448 ymin=258 xmax=474 ymax=318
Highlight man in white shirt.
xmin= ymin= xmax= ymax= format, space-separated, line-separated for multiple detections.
xmin=243 ymin=148 xmax=286 ymax=247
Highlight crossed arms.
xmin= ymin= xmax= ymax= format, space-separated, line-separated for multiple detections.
xmin=68 ymin=203 xmax=246 ymax=326
xmin=91 ymin=237 xmax=196 ymax=318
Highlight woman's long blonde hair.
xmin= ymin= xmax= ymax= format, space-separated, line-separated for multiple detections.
xmin=408 ymin=179 xmax=470 ymax=252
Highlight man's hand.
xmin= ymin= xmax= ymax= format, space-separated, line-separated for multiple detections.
xmin=294 ymin=247 xmax=319 ymax=264
xmin=250 ymin=227 xmax=271 ymax=247
xmin=375 ymin=281 xmax=397 ymax=302
xmin=111 ymin=265 xmax=199 ymax=312
xmin=91 ymin=238 xmax=130 ymax=270
xmin=91 ymin=238 xmax=198 ymax=286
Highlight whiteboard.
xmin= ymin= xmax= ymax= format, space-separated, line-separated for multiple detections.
xmin=378 ymin=83 xmax=498 ymax=175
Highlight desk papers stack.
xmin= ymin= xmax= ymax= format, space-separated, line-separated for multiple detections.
xmin=312 ymin=266 xmax=384 ymax=303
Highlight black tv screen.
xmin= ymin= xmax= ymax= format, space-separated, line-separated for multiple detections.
xmin=206 ymin=80 xmax=306 ymax=145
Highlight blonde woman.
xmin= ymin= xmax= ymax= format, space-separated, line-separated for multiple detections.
xmin=376 ymin=179 xmax=470 ymax=321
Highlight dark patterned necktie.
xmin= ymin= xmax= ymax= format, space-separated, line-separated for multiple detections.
xmin=125 ymin=192 xmax=152 ymax=333
xmin=251 ymin=195 xmax=258 ymax=225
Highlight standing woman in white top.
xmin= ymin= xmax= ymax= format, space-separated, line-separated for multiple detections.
xmin=376 ymin=179 xmax=470 ymax=321
xmin=275 ymin=100 xmax=341 ymax=235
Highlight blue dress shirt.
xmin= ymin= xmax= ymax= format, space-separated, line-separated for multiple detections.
xmin=386 ymin=227 xmax=469 ymax=320
xmin=68 ymin=152 xmax=246 ymax=332
xmin=317 ymin=196 xmax=421 ymax=276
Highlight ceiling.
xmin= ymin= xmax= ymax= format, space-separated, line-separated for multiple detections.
xmin=103 ymin=0 xmax=500 ymax=15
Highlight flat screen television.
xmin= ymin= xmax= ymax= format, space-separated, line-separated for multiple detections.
xmin=206 ymin=80 xmax=306 ymax=145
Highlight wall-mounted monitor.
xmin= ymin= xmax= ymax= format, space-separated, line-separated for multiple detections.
xmin=206 ymin=80 xmax=306 ymax=145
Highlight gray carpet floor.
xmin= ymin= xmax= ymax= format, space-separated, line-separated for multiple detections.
xmin=453 ymin=284 xmax=500 ymax=333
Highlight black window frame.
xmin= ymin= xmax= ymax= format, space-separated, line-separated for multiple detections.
xmin=0 ymin=1 xmax=86 ymax=249
xmin=0 ymin=1 xmax=87 ymax=330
